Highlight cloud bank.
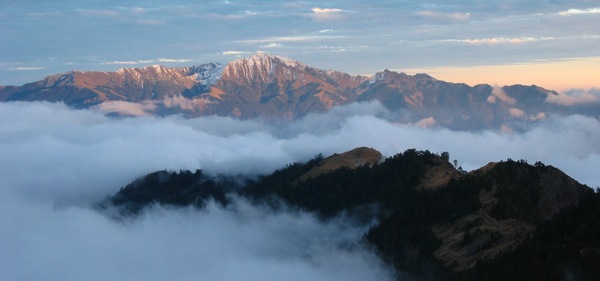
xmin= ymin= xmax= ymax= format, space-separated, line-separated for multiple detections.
xmin=546 ymin=88 xmax=600 ymax=106
xmin=1 ymin=101 xmax=599 ymax=280
xmin=1 ymin=101 xmax=598 ymax=203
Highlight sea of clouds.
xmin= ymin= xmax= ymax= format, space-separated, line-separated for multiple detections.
xmin=1 ymin=100 xmax=599 ymax=280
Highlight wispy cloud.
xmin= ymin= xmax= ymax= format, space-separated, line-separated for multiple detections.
xmin=210 ymin=9 xmax=274 ymax=20
xmin=416 ymin=10 xmax=471 ymax=23
xmin=77 ymin=9 xmax=119 ymax=16
xmin=558 ymin=7 xmax=600 ymax=16
xmin=312 ymin=8 xmax=344 ymax=14
xmin=10 ymin=67 xmax=45 ymax=71
xmin=238 ymin=34 xmax=345 ymax=44
xmin=222 ymin=51 xmax=251 ymax=56
xmin=448 ymin=37 xmax=555 ymax=45
xmin=311 ymin=7 xmax=345 ymax=21
xmin=260 ymin=43 xmax=283 ymax=48
xmin=242 ymin=10 xmax=259 ymax=16
xmin=129 ymin=7 xmax=149 ymax=15
xmin=315 ymin=45 xmax=370 ymax=53
xmin=101 ymin=60 xmax=154 ymax=65
xmin=100 ymin=58 xmax=192 ymax=65
xmin=158 ymin=58 xmax=192 ymax=63
xmin=135 ymin=19 xmax=166 ymax=25
xmin=25 ymin=11 xmax=62 ymax=17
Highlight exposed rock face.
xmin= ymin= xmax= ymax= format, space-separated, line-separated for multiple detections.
xmin=1 ymin=52 xmax=595 ymax=130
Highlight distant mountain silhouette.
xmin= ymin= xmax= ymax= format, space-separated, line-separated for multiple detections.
xmin=2 ymin=52 xmax=597 ymax=130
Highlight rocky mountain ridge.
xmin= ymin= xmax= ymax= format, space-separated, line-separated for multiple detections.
xmin=2 ymin=52 xmax=597 ymax=130
xmin=0 ymin=63 xmax=223 ymax=106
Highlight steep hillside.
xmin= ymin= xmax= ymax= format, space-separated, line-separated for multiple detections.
xmin=102 ymin=148 xmax=599 ymax=280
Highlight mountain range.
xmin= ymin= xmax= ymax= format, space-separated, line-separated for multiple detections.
xmin=1 ymin=52 xmax=596 ymax=130
xmin=103 ymin=147 xmax=600 ymax=280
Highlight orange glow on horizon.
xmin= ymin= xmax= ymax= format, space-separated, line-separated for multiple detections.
xmin=403 ymin=57 xmax=600 ymax=92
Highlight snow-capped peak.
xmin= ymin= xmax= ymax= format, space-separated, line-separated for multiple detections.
xmin=111 ymin=63 xmax=224 ymax=88
xmin=185 ymin=63 xmax=224 ymax=86
xmin=222 ymin=52 xmax=308 ymax=82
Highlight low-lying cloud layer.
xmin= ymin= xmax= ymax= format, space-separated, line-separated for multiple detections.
xmin=546 ymin=88 xmax=600 ymax=106
xmin=1 ymin=193 xmax=394 ymax=281
xmin=2 ymin=100 xmax=599 ymax=200
xmin=1 ymin=101 xmax=599 ymax=280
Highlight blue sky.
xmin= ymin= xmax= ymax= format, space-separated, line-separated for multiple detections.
xmin=1 ymin=0 xmax=599 ymax=89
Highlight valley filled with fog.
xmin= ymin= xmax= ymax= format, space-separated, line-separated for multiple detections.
xmin=1 ymin=101 xmax=599 ymax=280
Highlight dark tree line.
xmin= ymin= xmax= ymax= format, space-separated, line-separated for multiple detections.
xmin=107 ymin=169 xmax=231 ymax=214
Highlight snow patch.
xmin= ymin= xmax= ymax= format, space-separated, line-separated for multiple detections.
xmin=224 ymin=52 xmax=307 ymax=82
xmin=187 ymin=63 xmax=224 ymax=86
xmin=369 ymin=72 xmax=386 ymax=85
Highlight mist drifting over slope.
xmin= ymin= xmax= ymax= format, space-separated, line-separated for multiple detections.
xmin=1 ymin=101 xmax=599 ymax=280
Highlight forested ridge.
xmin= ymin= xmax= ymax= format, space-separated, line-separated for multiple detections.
xmin=103 ymin=148 xmax=600 ymax=280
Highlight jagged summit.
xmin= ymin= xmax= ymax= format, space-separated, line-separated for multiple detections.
xmin=114 ymin=63 xmax=223 ymax=83
xmin=210 ymin=52 xmax=371 ymax=116
xmin=221 ymin=52 xmax=308 ymax=82
xmin=239 ymin=51 xmax=304 ymax=67
xmin=220 ymin=52 xmax=364 ymax=86
xmin=43 ymin=62 xmax=224 ymax=89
